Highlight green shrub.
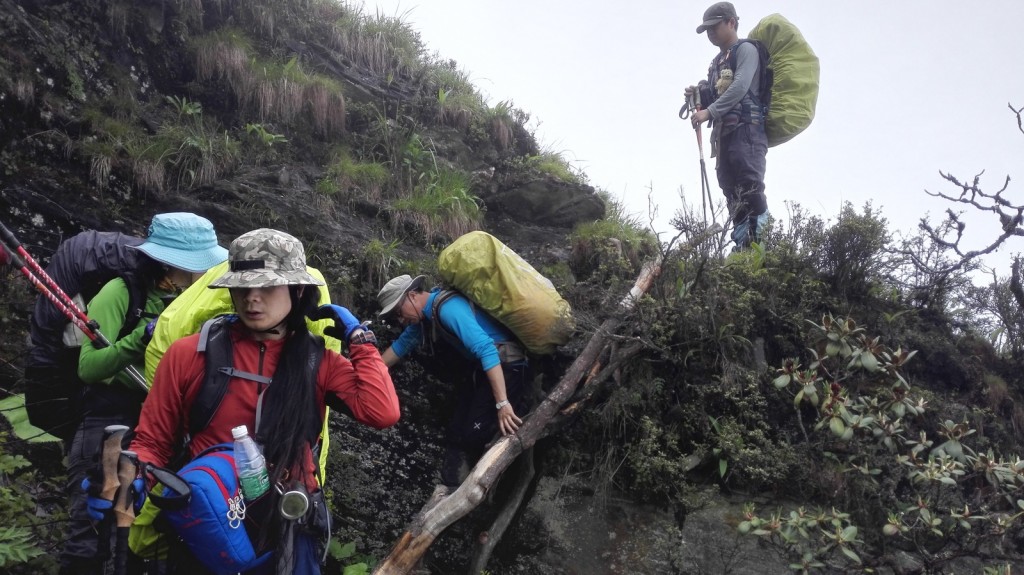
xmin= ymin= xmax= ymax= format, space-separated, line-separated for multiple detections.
xmin=569 ymin=192 xmax=656 ymax=281
xmin=391 ymin=166 xmax=480 ymax=244
xmin=754 ymin=314 xmax=1024 ymax=570
xmin=0 ymin=436 xmax=61 ymax=573
xmin=318 ymin=148 xmax=390 ymax=201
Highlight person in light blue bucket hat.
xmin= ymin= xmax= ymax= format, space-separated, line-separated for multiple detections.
xmin=61 ymin=212 xmax=227 ymax=575
xmin=133 ymin=212 xmax=229 ymax=274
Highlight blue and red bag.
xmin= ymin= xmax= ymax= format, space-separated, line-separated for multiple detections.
xmin=150 ymin=444 xmax=271 ymax=575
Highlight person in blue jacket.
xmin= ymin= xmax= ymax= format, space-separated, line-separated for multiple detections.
xmin=377 ymin=274 xmax=529 ymax=488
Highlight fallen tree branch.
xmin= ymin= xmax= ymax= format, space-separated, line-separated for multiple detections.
xmin=466 ymin=447 xmax=536 ymax=574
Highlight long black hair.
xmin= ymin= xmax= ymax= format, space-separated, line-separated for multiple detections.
xmin=133 ymin=252 xmax=167 ymax=291
xmin=254 ymin=285 xmax=323 ymax=483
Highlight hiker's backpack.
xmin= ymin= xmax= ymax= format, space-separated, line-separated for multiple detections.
xmin=746 ymin=13 xmax=820 ymax=147
xmin=24 ymin=230 xmax=148 ymax=436
xmin=150 ymin=443 xmax=272 ymax=575
xmin=435 ymin=231 xmax=574 ymax=355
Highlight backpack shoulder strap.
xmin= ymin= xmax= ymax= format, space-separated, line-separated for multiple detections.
xmin=429 ymin=289 xmax=465 ymax=345
xmin=189 ymin=316 xmax=271 ymax=437
xmin=115 ymin=271 xmax=150 ymax=342
xmin=726 ymin=39 xmax=772 ymax=111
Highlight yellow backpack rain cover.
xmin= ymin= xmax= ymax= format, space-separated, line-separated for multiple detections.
xmin=438 ymin=231 xmax=574 ymax=355
xmin=749 ymin=13 xmax=820 ymax=147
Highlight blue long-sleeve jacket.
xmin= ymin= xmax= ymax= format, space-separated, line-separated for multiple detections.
xmin=391 ymin=288 xmax=514 ymax=371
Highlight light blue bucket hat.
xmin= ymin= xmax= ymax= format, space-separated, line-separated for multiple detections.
xmin=133 ymin=212 xmax=228 ymax=273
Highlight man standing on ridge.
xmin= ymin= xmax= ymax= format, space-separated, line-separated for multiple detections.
xmin=686 ymin=1 xmax=769 ymax=250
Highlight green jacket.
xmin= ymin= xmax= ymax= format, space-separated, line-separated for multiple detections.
xmin=78 ymin=277 xmax=166 ymax=389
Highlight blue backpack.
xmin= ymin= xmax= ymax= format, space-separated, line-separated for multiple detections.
xmin=151 ymin=444 xmax=271 ymax=575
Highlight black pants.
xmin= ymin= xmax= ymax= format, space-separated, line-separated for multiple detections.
xmin=716 ymin=122 xmax=769 ymax=237
xmin=59 ymin=414 xmax=138 ymax=575
xmin=441 ymin=361 xmax=530 ymax=486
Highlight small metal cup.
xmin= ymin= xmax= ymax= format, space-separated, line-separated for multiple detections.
xmin=278 ymin=487 xmax=309 ymax=520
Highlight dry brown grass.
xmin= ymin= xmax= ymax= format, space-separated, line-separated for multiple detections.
xmin=491 ymin=117 xmax=512 ymax=150
xmin=107 ymin=1 xmax=129 ymax=37
xmin=90 ymin=155 xmax=112 ymax=191
xmin=194 ymin=30 xmax=254 ymax=99
xmin=174 ymin=0 xmax=205 ymax=30
xmin=305 ymin=79 xmax=346 ymax=136
xmin=984 ymin=374 xmax=1010 ymax=413
xmin=1014 ymin=405 xmax=1024 ymax=440
xmin=132 ymin=159 xmax=166 ymax=195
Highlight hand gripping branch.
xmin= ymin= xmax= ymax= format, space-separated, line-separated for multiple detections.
xmin=0 ymin=221 xmax=148 ymax=392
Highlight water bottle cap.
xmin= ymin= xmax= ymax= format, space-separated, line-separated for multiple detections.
xmin=231 ymin=425 xmax=249 ymax=440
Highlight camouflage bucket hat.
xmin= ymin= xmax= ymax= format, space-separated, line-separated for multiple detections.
xmin=208 ymin=228 xmax=325 ymax=289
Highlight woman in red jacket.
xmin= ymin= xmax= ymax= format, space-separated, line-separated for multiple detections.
xmin=130 ymin=228 xmax=400 ymax=574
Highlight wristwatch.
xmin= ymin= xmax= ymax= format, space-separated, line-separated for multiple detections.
xmin=495 ymin=400 xmax=510 ymax=410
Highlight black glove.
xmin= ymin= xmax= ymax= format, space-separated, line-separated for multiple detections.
xmin=698 ymin=80 xmax=714 ymax=111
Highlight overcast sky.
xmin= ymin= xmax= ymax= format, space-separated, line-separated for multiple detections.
xmin=370 ymin=0 xmax=1024 ymax=273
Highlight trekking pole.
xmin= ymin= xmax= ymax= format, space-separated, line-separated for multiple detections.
xmin=0 ymin=222 xmax=148 ymax=392
xmin=695 ymin=113 xmax=715 ymax=227
xmin=113 ymin=450 xmax=139 ymax=575
xmin=95 ymin=425 xmax=129 ymax=572
xmin=680 ymin=90 xmax=715 ymax=226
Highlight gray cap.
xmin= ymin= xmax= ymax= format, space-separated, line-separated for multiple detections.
xmin=696 ymin=1 xmax=737 ymax=33
xmin=208 ymin=228 xmax=324 ymax=289
xmin=377 ymin=274 xmax=426 ymax=319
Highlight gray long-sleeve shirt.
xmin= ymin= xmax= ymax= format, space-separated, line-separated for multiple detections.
xmin=708 ymin=41 xmax=761 ymax=122
xmin=708 ymin=41 xmax=760 ymax=157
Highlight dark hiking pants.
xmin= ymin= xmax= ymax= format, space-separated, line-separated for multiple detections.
xmin=441 ymin=361 xmax=531 ymax=486
xmin=717 ymin=122 xmax=769 ymax=247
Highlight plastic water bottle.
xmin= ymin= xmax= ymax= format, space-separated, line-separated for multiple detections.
xmin=232 ymin=425 xmax=269 ymax=500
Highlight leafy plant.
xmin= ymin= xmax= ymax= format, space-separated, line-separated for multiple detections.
xmin=757 ymin=314 xmax=1024 ymax=571
xmin=245 ymin=123 xmax=288 ymax=147
xmin=569 ymin=192 xmax=657 ymax=281
xmin=328 ymin=538 xmax=373 ymax=575
xmin=317 ymin=148 xmax=389 ymax=201
xmin=0 ymin=433 xmax=60 ymax=572
xmin=391 ymin=165 xmax=480 ymax=244
xmin=359 ymin=237 xmax=403 ymax=288
xmin=165 ymin=95 xmax=203 ymax=120
xmin=527 ymin=150 xmax=584 ymax=185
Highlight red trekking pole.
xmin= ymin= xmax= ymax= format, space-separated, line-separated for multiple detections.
xmin=0 ymin=222 xmax=148 ymax=392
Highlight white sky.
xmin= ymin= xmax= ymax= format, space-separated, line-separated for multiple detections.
xmin=370 ymin=0 xmax=1024 ymax=273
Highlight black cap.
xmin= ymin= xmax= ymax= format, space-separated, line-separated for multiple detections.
xmin=696 ymin=2 xmax=738 ymax=34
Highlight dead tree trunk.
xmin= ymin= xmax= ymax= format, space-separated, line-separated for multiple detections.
xmin=466 ymin=447 xmax=535 ymax=574
xmin=373 ymin=225 xmax=718 ymax=574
